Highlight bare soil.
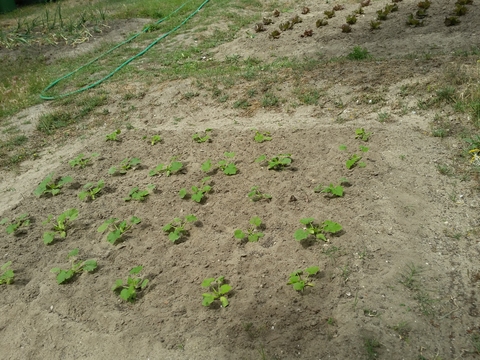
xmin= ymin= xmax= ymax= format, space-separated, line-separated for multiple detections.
xmin=1 ymin=0 xmax=480 ymax=359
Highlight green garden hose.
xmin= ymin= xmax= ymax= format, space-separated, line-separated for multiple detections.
xmin=40 ymin=0 xmax=210 ymax=100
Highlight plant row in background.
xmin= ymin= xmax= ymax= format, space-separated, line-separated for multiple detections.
xmin=1 ymin=127 xmax=374 ymax=307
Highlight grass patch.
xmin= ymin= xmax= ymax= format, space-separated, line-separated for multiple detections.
xmin=347 ymin=46 xmax=372 ymax=61
xmin=37 ymin=111 xmax=74 ymax=135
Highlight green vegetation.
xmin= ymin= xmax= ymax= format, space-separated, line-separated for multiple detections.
xmin=0 ymin=261 xmax=14 ymax=285
xmin=42 ymin=208 xmax=78 ymax=245
xmin=69 ymin=153 xmax=99 ymax=168
xmin=218 ymin=152 xmax=238 ymax=175
xmin=112 ymin=266 xmax=149 ymax=303
xmin=1 ymin=213 xmax=30 ymax=235
xmin=50 ymin=249 xmax=97 ymax=284
xmin=247 ymin=186 xmax=272 ymax=202
xmin=34 ymin=173 xmax=73 ymax=197
xmin=149 ymin=159 xmax=183 ymax=177
xmin=234 ymin=216 xmax=264 ymax=242
xmin=294 ymin=218 xmax=342 ymax=242
xmin=347 ymin=46 xmax=371 ymax=60
xmin=314 ymin=183 xmax=344 ymax=197
xmin=355 ymin=128 xmax=371 ymax=141
xmin=287 ymin=266 xmax=319 ymax=291
xmin=78 ymin=180 xmax=104 ymax=201
xmin=192 ymin=129 xmax=212 ymax=143
xmin=150 ymin=134 xmax=161 ymax=145
xmin=109 ymin=158 xmax=141 ymax=175
xmin=162 ymin=215 xmax=197 ymax=243
xmin=346 ymin=154 xmax=364 ymax=169
xmin=105 ymin=130 xmax=121 ymax=142
xmin=201 ymin=276 xmax=232 ymax=307
xmin=98 ymin=216 xmax=141 ymax=244
xmin=179 ymin=177 xmax=212 ymax=203
xmin=256 ymin=154 xmax=292 ymax=170
xmin=254 ymin=130 xmax=272 ymax=143
xmin=124 ymin=184 xmax=155 ymax=201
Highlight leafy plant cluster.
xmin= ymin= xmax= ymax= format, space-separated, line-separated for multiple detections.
xmin=1 ymin=213 xmax=30 ymax=235
xmin=294 ymin=218 xmax=342 ymax=242
xmin=112 ymin=266 xmax=149 ymax=303
xmin=50 ymin=248 xmax=97 ymax=284
xmin=234 ymin=216 xmax=264 ymax=242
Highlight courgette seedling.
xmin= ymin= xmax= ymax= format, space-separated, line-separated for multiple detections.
xmin=78 ymin=180 xmax=104 ymax=201
xmin=1 ymin=213 xmax=30 ymax=235
xmin=218 ymin=152 xmax=238 ymax=175
xmin=150 ymin=134 xmax=161 ymax=145
xmin=0 ymin=261 xmax=14 ymax=285
xmin=234 ymin=216 xmax=265 ymax=242
xmin=314 ymin=183 xmax=344 ymax=197
xmin=69 ymin=153 xmax=99 ymax=168
xmin=179 ymin=177 xmax=212 ymax=203
xmin=124 ymin=184 xmax=155 ymax=202
xmin=112 ymin=265 xmax=149 ymax=303
xmin=294 ymin=218 xmax=342 ymax=242
xmin=192 ymin=129 xmax=212 ymax=143
xmin=256 ymin=154 xmax=292 ymax=170
xmin=149 ymin=159 xmax=183 ymax=177
xmin=247 ymin=186 xmax=272 ymax=202
xmin=108 ymin=158 xmax=141 ymax=175
xmin=254 ymin=130 xmax=272 ymax=143
xmin=34 ymin=173 xmax=73 ymax=197
xmin=202 ymin=276 xmax=232 ymax=307
xmin=42 ymin=208 xmax=79 ymax=245
xmin=105 ymin=129 xmax=121 ymax=141
xmin=98 ymin=216 xmax=141 ymax=244
xmin=355 ymin=128 xmax=371 ymax=141
xmin=346 ymin=154 xmax=365 ymax=169
xmin=162 ymin=215 xmax=197 ymax=243
xmin=287 ymin=266 xmax=319 ymax=291
xmin=50 ymin=248 xmax=97 ymax=284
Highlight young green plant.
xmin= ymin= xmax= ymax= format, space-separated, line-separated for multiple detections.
xmin=50 ymin=248 xmax=97 ymax=284
xmin=149 ymin=159 xmax=183 ymax=177
xmin=287 ymin=266 xmax=319 ymax=291
xmin=109 ymin=158 xmax=141 ymax=175
xmin=346 ymin=154 xmax=365 ymax=169
xmin=124 ymin=184 xmax=155 ymax=201
xmin=201 ymin=276 xmax=232 ymax=307
xmin=112 ymin=265 xmax=149 ymax=303
xmin=42 ymin=208 xmax=79 ymax=245
xmin=254 ymin=130 xmax=272 ymax=143
xmin=355 ymin=128 xmax=371 ymax=141
xmin=162 ymin=215 xmax=197 ymax=243
xmin=150 ymin=134 xmax=161 ymax=145
xmin=179 ymin=177 xmax=212 ymax=203
xmin=105 ymin=129 xmax=121 ymax=141
xmin=97 ymin=216 xmax=141 ymax=244
xmin=34 ymin=173 xmax=73 ymax=197
xmin=218 ymin=152 xmax=238 ymax=175
xmin=247 ymin=186 xmax=272 ymax=202
xmin=192 ymin=129 xmax=212 ymax=143
xmin=78 ymin=180 xmax=104 ymax=201
xmin=69 ymin=153 xmax=99 ymax=168
xmin=234 ymin=216 xmax=265 ymax=242
xmin=1 ymin=213 xmax=30 ymax=235
xmin=256 ymin=154 xmax=292 ymax=170
xmin=314 ymin=182 xmax=344 ymax=197
xmin=294 ymin=218 xmax=342 ymax=242
xmin=0 ymin=261 xmax=14 ymax=285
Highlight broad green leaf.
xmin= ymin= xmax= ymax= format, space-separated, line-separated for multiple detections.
xmin=130 ymin=216 xmax=141 ymax=224
xmin=306 ymin=266 xmax=320 ymax=275
xmin=300 ymin=218 xmax=315 ymax=225
xmin=219 ymin=284 xmax=232 ymax=295
xmin=0 ymin=218 xmax=8 ymax=225
xmin=43 ymin=232 xmax=55 ymax=245
xmin=112 ymin=279 xmax=124 ymax=291
xmin=293 ymin=281 xmax=305 ymax=291
xmin=120 ymin=287 xmax=135 ymax=302
xmin=201 ymin=159 xmax=212 ymax=172
xmin=107 ymin=230 xmax=121 ymax=244
xmin=360 ymin=145 xmax=369 ymax=152
xmin=6 ymin=224 xmax=16 ymax=234
xmin=316 ymin=233 xmax=327 ymax=241
xmin=294 ymin=229 xmax=309 ymax=241
xmin=223 ymin=163 xmax=237 ymax=175
xmin=98 ymin=218 xmax=116 ymax=232
xmin=1 ymin=261 xmax=12 ymax=271
xmin=130 ymin=266 xmax=143 ymax=275
xmin=339 ymin=144 xmax=347 ymax=151
xmin=170 ymin=162 xmax=183 ymax=172
xmin=108 ymin=167 xmax=117 ymax=175
xmin=78 ymin=192 xmax=88 ymax=201
xmin=68 ymin=248 xmax=79 ymax=258
xmin=287 ymin=275 xmax=301 ymax=284
xmin=179 ymin=188 xmax=187 ymax=198
xmin=248 ymin=232 xmax=264 ymax=242
xmin=169 ymin=232 xmax=180 ymax=242
xmin=234 ymin=229 xmax=245 ymax=239
xmin=331 ymin=186 xmax=344 ymax=197
xmin=359 ymin=161 xmax=366 ymax=168
xmin=82 ymin=260 xmax=97 ymax=272
xmin=185 ymin=215 xmax=197 ymax=222
xmin=250 ymin=216 xmax=262 ymax=227
xmin=141 ymin=279 xmax=149 ymax=289
xmin=51 ymin=189 xmax=60 ymax=196
xmin=50 ymin=267 xmax=61 ymax=274
xmin=255 ymin=155 xmax=266 ymax=163
xmin=162 ymin=224 xmax=172 ymax=232
xmin=65 ymin=208 xmax=79 ymax=221
xmin=130 ymin=158 xmax=141 ymax=166
xmin=202 ymin=293 xmax=215 ymax=306
xmin=220 ymin=296 xmax=229 ymax=307
xmin=58 ymin=176 xmax=73 ymax=186
xmin=323 ymin=220 xmax=342 ymax=234
xmin=192 ymin=192 xmax=203 ymax=202
xmin=201 ymin=278 xmax=215 ymax=288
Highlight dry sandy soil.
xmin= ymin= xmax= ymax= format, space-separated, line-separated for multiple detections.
xmin=1 ymin=0 xmax=480 ymax=359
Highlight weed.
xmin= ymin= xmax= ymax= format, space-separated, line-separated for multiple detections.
xmin=150 ymin=135 xmax=161 ymax=145
xmin=112 ymin=266 xmax=149 ymax=303
xmin=355 ymin=128 xmax=372 ymax=142
xmin=287 ymin=266 xmax=319 ymax=291
xmin=233 ymin=99 xmax=250 ymax=109
xmin=294 ymin=218 xmax=342 ymax=242
xmin=124 ymin=184 xmax=155 ymax=202
xmin=98 ymin=216 xmax=141 ymax=244
xmin=0 ymin=213 xmax=30 ymax=235
xmin=78 ymin=180 xmax=104 ymax=201
xmin=298 ymin=89 xmax=321 ymax=105
xmin=399 ymin=263 xmax=422 ymax=290
xmin=109 ymin=158 xmax=141 ymax=175
xmin=192 ymin=129 xmax=212 ymax=143
xmin=376 ymin=9 xmax=389 ymax=20
xmin=37 ymin=111 xmax=74 ymax=135
xmin=346 ymin=15 xmax=357 ymax=25
xmin=69 ymin=153 xmax=99 ymax=168
xmin=370 ymin=20 xmax=381 ymax=29
xmin=149 ymin=159 xmax=183 ymax=177
xmin=471 ymin=333 xmax=480 ymax=354
xmin=179 ymin=177 xmax=212 ymax=203
xmin=105 ymin=129 xmax=121 ymax=141
xmin=346 ymin=154 xmax=364 ymax=169
xmin=34 ymin=173 xmax=73 ymax=197
xmin=436 ymin=164 xmax=453 ymax=176
xmin=414 ymin=291 xmax=436 ymax=316
xmin=314 ymin=183 xmax=344 ymax=197
xmin=323 ymin=246 xmax=341 ymax=264
xmin=254 ymin=131 xmax=272 ymax=143
xmin=201 ymin=276 xmax=232 ymax=307
xmin=50 ymin=248 xmax=97 ymax=284
xmin=234 ymin=216 xmax=265 ymax=242
xmin=247 ymin=186 xmax=272 ymax=202
xmin=42 ymin=208 xmax=78 ymax=245
xmin=377 ymin=112 xmax=390 ymax=123
xmin=392 ymin=321 xmax=411 ymax=340
xmin=218 ymin=152 xmax=238 ymax=175
xmin=347 ymin=46 xmax=371 ymax=60
xmin=256 ymin=154 xmax=292 ymax=170
xmin=0 ymin=261 xmax=14 ymax=285
xmin=364 ymin=338 xmax=381 ymax=359
xmin=162 ymin=215 xmax=197 ymax=243
xmin=262 ymin=92 xmax=279 ymax=107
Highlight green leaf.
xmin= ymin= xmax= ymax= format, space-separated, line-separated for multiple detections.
xmin=359 ymin=145 xmax=369 ymax=152
xmin=331 ymin=186 xmax=344 ymax=197
xmin=202 ymin=293 xmax=215 ymax=306
xmin=323 ymin=220 xmax=342 ymax=234
xmin=82 ymin=260 xmax=97 ymax=272
xmin=248 ymin=232 xmax=264 ymax=242
xmin=58 ymin=176 xmax=73 ymax=186
xmin=234 ymin=229 xmax=245 ymax=239
xmin=43 ymin=232 xmax=55 ymax=245
xmin=220 ymin=296 xmax=229 ymax=307
xmin=346 ymin=154 xmax=361 ymax=169
xmin=201 ymin=278 xmax=215 ymax=288
xmin=191 ymin=192 xmax=203 ymax=203
xmin=112 ymin=279 xmax=124 ymax=291
xmin=305 ymin=266 xmax=320 ymax=275
xmin=140 ymin=279 xmax=149 ymax=289
xmin=219 ymin=284 xmax=232 ymax=295
xmin=223 ymin=163 xmax=237 ymax=175
xmin=130 ymin=216 xmax=141 ymax=224
xmin=162 ymin=224 xmax=172 ymax=232
xmin=0 ymin=218 xmax=8 ymax=225
xmin=201 ymin=159 xmax=212 ymax=172
xmin=169 ymin=232 xmax=180 ymax=242
xmin=293 ymin=281 xmax=305 ymax=291
xmin=106 ymin=230 xmax=121 ymax=244
xmin=120 ymin=287 xmax=135 ymax=302
xmin=300 ymin=218 xmax=315 ymax=225
xmin=50 ymin=267 xmax=61 ymax=274
xmin=185 ymin=215 xmax=197 ymax=222
xmin=294 ymin=229 xmax=309 ymax=241
xmin=98 ymin=218 xmax=116 ymax=232
xmin=6 ymin=224 xmax=16 ymax=234
xmin=339 ymin=144 xmax=347 ymax=151
xmin=250 ymin=216 xmax=262 ymax=227
xmin=255 ymin=154 xmax=266 ymax=163
xmin=169 ymin=161 xmax=183 ymax=173
xmin=179 ymin=188 xmax=187 ymax=198
xmin=130 ymin=266 xmax=143 ymax=275
xmin=68 ymin=248 xmax=79 ymax=258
